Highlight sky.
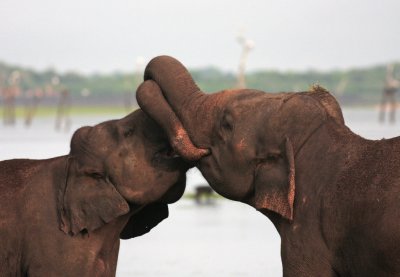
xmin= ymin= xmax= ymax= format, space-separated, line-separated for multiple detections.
xmin=1 ymin=0 xmax=400 ymax=74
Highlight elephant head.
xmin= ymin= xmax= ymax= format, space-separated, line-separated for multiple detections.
xmin=137 ymin=56 xmax=344 ymax=220
xmin=58 ymin=109 xmax=193 ymax=238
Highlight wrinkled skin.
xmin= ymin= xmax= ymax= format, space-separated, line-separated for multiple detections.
xmin=0 ymin=110 xmax=188 ymax=277
xmin=137 ymin=55 xmax=400 ymax=277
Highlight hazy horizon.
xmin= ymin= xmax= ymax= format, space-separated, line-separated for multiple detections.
xmin=1 ymin=58 xmax=397 ymax=77
xmin=1 ymin=0 xmax=400 ymax=74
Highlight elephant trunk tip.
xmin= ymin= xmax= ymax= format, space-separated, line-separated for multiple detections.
xmin=171 ymin=128 xmax=210 ymax=161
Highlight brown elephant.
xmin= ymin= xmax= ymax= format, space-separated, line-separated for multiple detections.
xmin=0 ymin=109 xmax=190 ymax=277
xmin=137 ymin=55 xmax=400 ymax=277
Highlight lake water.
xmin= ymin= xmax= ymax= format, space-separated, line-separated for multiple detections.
xmin=1 ymin=108 xmax=399 ymax=276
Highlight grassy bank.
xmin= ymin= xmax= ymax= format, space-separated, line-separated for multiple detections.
xmin=0 ymin=105 xmax=135 ymax=119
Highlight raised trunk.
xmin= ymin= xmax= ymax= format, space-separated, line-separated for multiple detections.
xmin=176 ymin=92 xmax=217 ymax=148
xmin=138 ymin=55 xmax=216 ymax=156
xmin=136 ymin=80 xmax=209 ymax=161
xmin=144 ymin=55 xmax=202 ymax=115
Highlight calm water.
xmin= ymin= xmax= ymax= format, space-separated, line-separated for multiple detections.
xmin=1 ymin=108 xmax=399 ymax=276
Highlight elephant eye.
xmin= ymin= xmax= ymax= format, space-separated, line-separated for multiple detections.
xmin=266 ymin=153 xmax=281 ymax=163
xmin=86 ymin=171 xmax=104 ymax=180
xmin=221 ymin=120 xmax=233 ymax=131
xmin=256 ymin=153 xmax=281 ymax=166
xmin=124 ymin=127 xmax=135 ymax=137
xmin=221 ymin=113 xmax=234 ymax=132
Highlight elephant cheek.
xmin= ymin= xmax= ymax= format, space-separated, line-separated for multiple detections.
xmin=222 ymin=158 xmax=254 ymax=200
xmin=198 ymin=157 xmax=253 ymax=201
xmin=109 ymin=168 xmax=145 ymax=204
xmin=197 ymin=156 xmax=222 ymax=190
xmin=159 ymin=176 xmax=186 ymax=204
xmin=111 ymin=179 xmax=141 ymax=204
xmin=117 ymin=169 xmax=183 ymax=205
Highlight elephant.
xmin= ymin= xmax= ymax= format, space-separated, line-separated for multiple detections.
xmin=0 ymin=109 xmax=190 ymax=277
xmin=136 ymin=55 xmax=400 ymax=276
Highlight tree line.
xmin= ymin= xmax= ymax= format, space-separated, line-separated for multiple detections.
xmin=1 ymin=61 xmax=398 ymax=106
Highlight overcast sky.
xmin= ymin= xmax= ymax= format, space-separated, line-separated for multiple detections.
xmin=1 ymin=0 xmax=399 ymax=74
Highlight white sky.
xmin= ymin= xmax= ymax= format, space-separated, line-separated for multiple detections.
xmin=0 ymin=0 xmax=399 ymax=74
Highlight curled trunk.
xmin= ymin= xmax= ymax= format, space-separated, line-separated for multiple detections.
xmin=143 ymin=55 xmax=202 ymax=119
xmin=136 ymin=79 xmax=209 ymax=161
xmin=137 ymin=55 xmax=217 ymax=160
xmin=144 ymin=56 xmax=218 ymax=145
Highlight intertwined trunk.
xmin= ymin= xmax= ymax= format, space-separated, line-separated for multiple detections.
xmin=137 ymin=56 xmax=215 ymax=160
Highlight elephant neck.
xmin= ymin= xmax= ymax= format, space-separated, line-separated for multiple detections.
xmin=295 ymin=119 xmax=363 ymax=172
xmin=293 ymin=119 xmax=326 ymax=158
xmin=294 ymin=119 xmax=361 ymax=190
xmin=274 ymin=120 xmax=365 ymax=231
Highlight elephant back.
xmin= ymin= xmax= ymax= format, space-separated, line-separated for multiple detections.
xmin=303 ymin=85 xmax=345 ymax=125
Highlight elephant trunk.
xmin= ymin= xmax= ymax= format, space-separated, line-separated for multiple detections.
xmin=136 ymin=80 xmax=209 ymax=161
xmin=138 ymin=55 xmax=215 ymax=158
xmin=144 ymin=55 xmax=202 ymax=116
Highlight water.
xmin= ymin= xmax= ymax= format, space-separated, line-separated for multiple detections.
xmin=1 ymin=108 xmax=399 ymax=276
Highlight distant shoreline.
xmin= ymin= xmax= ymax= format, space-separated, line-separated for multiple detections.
xmin=0 ymin=105 xmax=135 ymax=118
xmin=0 ymin=105 xmax=391 ymax=120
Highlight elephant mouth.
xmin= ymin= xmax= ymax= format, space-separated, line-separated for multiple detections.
xmin=156 ymin=144 xmax=181 ymax=159
xmin=196 ymin=152 xmax=258 ymax=203
xmin=152 ymin=145 xmax=188 ymax=203
xmin=152 ymin=144 xmax=192 ymax=171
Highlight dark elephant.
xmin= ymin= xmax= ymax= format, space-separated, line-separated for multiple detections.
xmin=0 ymin=109 xmax=192 ymax=277
xmin=137 ymin=55 xmax=400 ymax=276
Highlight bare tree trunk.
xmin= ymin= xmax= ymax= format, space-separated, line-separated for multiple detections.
xmin=379 ymin=64 xmax=399 ymax=123
xmin=236 ymin=35 xmax=254 ymax=89
xmin=55 ymin=89 xmax=71 ymax=132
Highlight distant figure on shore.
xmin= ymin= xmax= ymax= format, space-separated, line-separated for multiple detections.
xmin=3 ymin=87 xmax=17 ymax=126
xmin=24 ymin=88 xmax=44 ymax=127
xmin=55 ymin=89 xmax=71 ymax=132
xmin=0 ymin=76 xmax=4 ymax=124
xmin=194 ymin=185 xmax=214 ymax=205
xmin=2 ymin=71 xmax=21 ymax=126
xmin=379 ymin=64 xmax=400 ymax=123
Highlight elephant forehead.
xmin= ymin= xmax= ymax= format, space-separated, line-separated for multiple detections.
xmin=227 ymin=95 xmax=282 ymax=118
xmin=77 ymin=127 xmax=119 ymax=158
xmin=93 ymin=121 xmax=120 ymax=140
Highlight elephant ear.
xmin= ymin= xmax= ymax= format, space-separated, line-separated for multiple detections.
xmin=58 ymin=158 xmax=130 ymax=236
xmin=120 ymin=203 xmax=169 ymax=239
xmin=254 ymin=137 xmax=295 ymax=220
xmin=58 ymin=126 xmax=130 ymax=236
